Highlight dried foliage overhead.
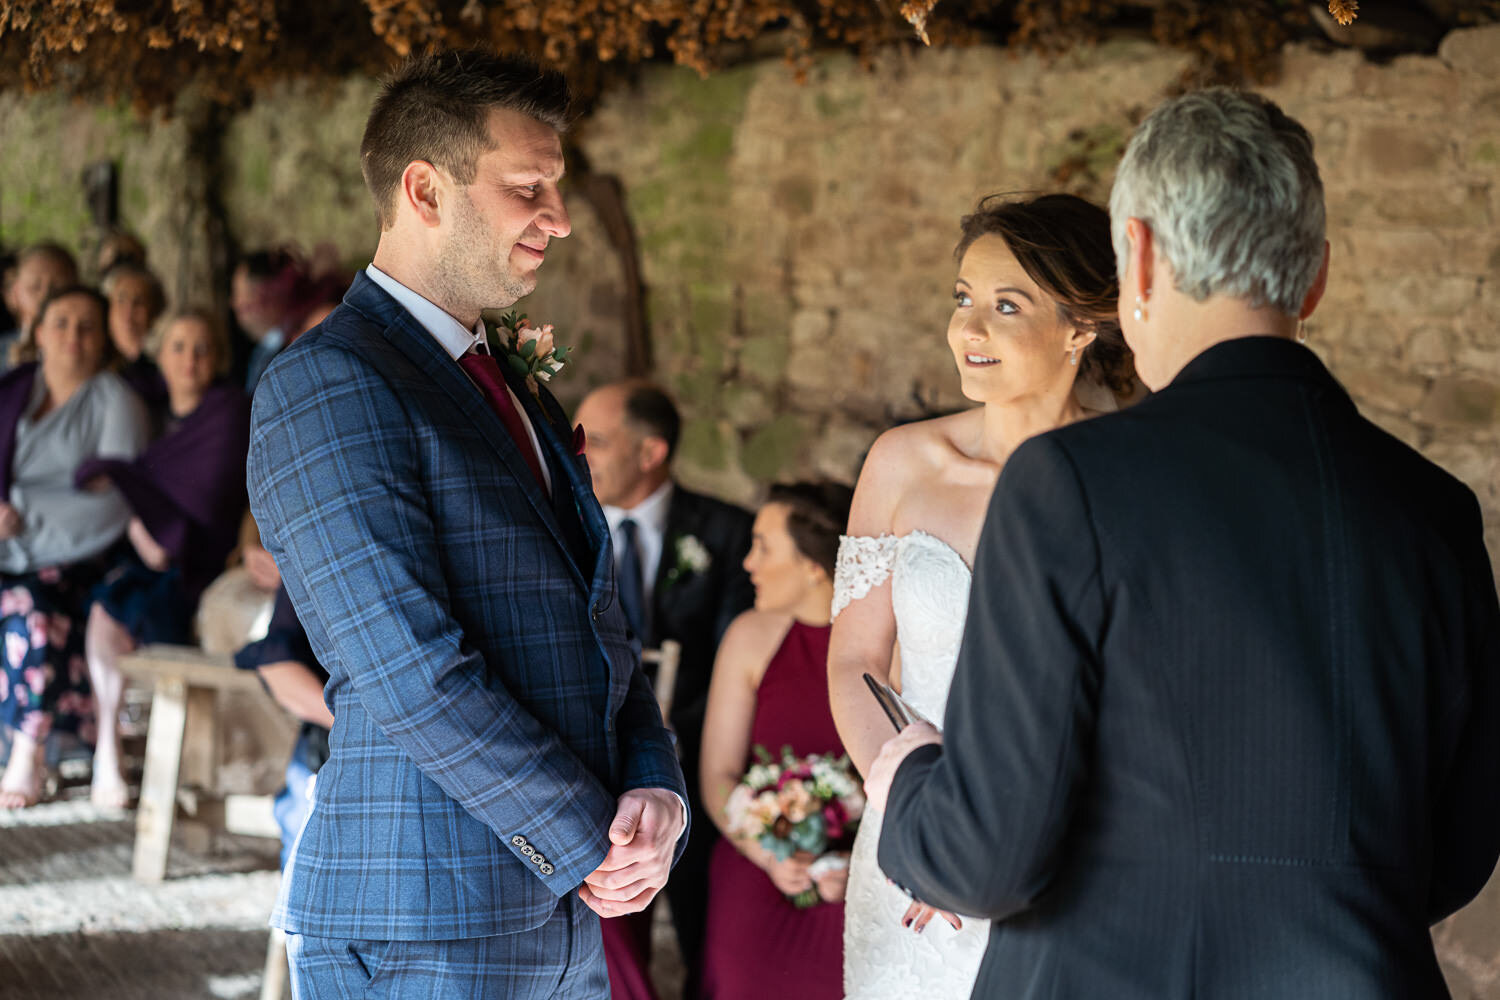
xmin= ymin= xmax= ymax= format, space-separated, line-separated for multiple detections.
xmin=0 ymin=0 xmax=1494 ymax=111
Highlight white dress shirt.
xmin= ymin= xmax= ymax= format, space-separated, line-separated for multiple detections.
xmin=603 ymin=480 xmax=674 ymax=609
xmin=365 ymin=264 xmax=550 ymax=495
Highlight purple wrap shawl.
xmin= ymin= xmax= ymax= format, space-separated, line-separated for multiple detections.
xmin=74 ymin=380 xmax=251 ymax=601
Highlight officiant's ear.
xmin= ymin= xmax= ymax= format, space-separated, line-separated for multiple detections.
xmin=401 ymin=160 xmax=447 ymax=228
xmin=1122 ymin=217 xmax=1155 ymax=303
xmin=1298 ymin=240 xmax=1331 ymax=321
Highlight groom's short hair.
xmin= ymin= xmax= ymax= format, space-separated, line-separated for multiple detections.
xmin=360 ymin=48 xmax=572 ymax=231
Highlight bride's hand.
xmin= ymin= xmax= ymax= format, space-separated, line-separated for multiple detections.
xmin=901 ymin=900 xmax=962 ymax=933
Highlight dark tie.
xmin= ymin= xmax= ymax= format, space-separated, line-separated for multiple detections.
xmin=458 ymin=352 xmax=547 ymax=491
xmin=616 ymin=518 xmax=648 ymax=640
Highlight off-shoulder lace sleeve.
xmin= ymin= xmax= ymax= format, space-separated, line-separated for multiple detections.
xmin=831 ymin=534 xmax=899 ymax=620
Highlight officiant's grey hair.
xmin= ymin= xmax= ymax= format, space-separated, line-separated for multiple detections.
xmin=1109 ymin=88 xmax=1325 ymax=317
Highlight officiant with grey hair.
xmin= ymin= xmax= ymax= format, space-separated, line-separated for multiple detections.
xmin=863 ymin=87 xmax=1500 ymax=998
xmin=574 ymin=380 xmax=755 ymax=998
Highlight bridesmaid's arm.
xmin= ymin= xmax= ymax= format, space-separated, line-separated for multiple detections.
xmin=828 ymin=430 xmax=906 ymax=778
xmin=698 ymin=609 xmax=786 ymax=835
xmin=699 ymin=609 xmax=817 ymax=897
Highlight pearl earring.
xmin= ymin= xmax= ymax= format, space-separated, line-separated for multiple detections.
xmin=1133 ymin=296 xmax=1147 ymax=323
xmin=1069 ymin=347 xmax=1078 ymax=366
xmin=1295 ymin=320 xmax=1307 ymax=344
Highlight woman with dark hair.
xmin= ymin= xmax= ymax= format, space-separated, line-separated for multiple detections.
xmin=79 ymin=308 xmax=250 ymax=808
xmin=0 ymin=285 xmax=148 ymax=808
xmin=101 ymin=261 xmax=168 ymax=405
xmin=698 ymin=481 xmax=855 ymax=1000
xmin=827 ymin=193 xmax=1135 ymax=997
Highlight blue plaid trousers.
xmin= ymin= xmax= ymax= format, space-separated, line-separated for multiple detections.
xmin=287 ymin=893 xmax=607 ymax=999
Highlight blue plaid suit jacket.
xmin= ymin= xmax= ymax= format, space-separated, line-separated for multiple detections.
xmin=247 ymin=272 xmax=688 ymax=942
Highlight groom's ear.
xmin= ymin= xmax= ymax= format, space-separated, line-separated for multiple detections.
xmin=400 ymin=160 xmax=447 ymax=229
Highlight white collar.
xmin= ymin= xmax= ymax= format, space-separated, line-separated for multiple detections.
xmin=604 ymin=479 xmax=674 ymax=536
xmin=365 ymin=264 xmax=486 ymax=361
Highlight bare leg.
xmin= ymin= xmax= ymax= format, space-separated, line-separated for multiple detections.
xmin=85 ymin=603 xmax=135 ymax=810
xmin=0 ymin=730 xmax=44 ymax=809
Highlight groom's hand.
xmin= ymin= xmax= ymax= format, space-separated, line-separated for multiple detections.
xmin=864 ymin=720 xmax=942 ymax=814
xmin=578 ymin=787 xmax=686 ymax=918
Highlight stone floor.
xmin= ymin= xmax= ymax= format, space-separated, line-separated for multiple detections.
xmin=0 ymin=791 xmax=687 ymax=1000
xmin=3 ymin=785 xmax=1495 ymax=999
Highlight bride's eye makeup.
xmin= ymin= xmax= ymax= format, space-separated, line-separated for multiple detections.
xmin=996 ymin=298 xmax=1020 ymax=314
xmin=953 ymin=290 xmax=973 ymax=307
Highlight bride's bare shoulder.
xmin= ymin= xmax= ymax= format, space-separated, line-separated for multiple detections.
xmin=850 ymin=412 xmax=980 ymax=531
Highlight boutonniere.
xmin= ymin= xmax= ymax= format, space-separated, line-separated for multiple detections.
xmin=664 ymin=533 xmax=712 ymax=590
xmin=483 ymin=310 xmax=574 ymax=401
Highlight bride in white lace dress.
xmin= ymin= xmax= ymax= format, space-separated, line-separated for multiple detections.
xmin=828 ymin=194 xmax=1134 ymax=999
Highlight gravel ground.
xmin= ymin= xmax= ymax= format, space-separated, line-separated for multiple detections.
xmin=0 ymin=795 xmax=281 ymax=999
xmin=0 ymin=794 xmax=687 ymax=1000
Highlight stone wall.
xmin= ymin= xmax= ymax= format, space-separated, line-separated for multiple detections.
xmin=1 ymin=29 xmax=1498 ymax=991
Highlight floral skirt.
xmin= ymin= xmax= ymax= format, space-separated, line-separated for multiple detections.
xmin=0 ymin=561 xmax=105 ymax=746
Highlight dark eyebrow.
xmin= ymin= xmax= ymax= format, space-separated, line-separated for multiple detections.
xmin=994 ymin=286 xmax=1035 ymax=303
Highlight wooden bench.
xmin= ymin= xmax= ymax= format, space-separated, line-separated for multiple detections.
xmin=117 ymin=644 xmax=282 ymax=883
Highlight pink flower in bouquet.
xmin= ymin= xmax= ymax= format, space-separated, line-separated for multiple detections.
xmin=822 ymin=799 xmax=849 ymax=840
xmin=841 ymin=788 xmax=866 ymax=823
xmin=0 ymin=587 xmax=33 ymax=616
xmin=777 ymin=778 xmax=817 ymax=824
xmin=515 ymin=320 xmax=555 ymax=360
xmin=747 ymin=789 xmax=781 ymax=830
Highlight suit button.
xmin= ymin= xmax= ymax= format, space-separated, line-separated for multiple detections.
xmin=520 ymin=845 xmax=534 ymax=857
xmin=531 ymin=854 xmax=545 ymax=865
xmin=511 ymin=835 xmax=527 ymax=848
xmin=592 ymin=604 xmax=603 ymax=621
xmin=540 ymin=863 xmax=555 ymax=876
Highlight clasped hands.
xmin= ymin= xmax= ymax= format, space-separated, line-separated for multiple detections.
xmin=863 ymin=720 xmax=962 ymax=933
xmin=577 ymin=786 xmax=685 ymax=918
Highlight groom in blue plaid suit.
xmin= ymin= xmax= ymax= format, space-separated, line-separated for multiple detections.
xmin=247 ymin=50 xmax=688 ymax=998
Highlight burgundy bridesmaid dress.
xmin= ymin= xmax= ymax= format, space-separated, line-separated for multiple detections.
xmin=699 ymin=620 xmax=847 ymax=1000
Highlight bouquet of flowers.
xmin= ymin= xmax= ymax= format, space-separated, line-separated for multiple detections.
xmin=723 ymin=745 xmax=865 ymax=907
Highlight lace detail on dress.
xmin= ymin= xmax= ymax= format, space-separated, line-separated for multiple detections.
xmin=843 ymin=528 xmax=989 ymax=999
xmin=831 ymin=534 xmax=899 ymax=620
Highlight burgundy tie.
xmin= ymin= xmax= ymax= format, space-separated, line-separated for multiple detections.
xmin=459 ymin=352 xmax=548 ymax=491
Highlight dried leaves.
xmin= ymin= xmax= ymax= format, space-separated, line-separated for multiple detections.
xmin=0 ymin=0 xmax=1461 ymax=113
xmin=1328 ymin=1 xmax=1359 ymax=27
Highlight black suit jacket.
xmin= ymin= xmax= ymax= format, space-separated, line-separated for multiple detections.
xmin=650 ymin=484 xmax=755 ymax=777
xmin=880 ymin=337 xmax=1500 ymax=998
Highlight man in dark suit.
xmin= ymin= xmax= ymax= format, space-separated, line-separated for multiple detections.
xmin=248 ymin=51 xmax=687 ymax=997
xmin=574 ymin=380 xmax=754 ymax=994
xmin=865 ymin=88 xmax=1500 ymax=998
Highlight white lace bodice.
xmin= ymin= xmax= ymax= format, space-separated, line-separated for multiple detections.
xmin=834 ymin=530 xmax=989 ymax=998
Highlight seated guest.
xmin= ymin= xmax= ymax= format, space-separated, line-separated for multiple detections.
xmin=232 ymin=249 xmax=302 ymax=393
xmin=0 ymin=286 xmax=148 ymax=808
xmin=1 ymin=243 xmax=78 ymax=372
xmin=698 ymin=482 xmax=855 ymax=1000
xmin=234 ymin=584 xmax=331 ymax=868
xmin=101 ymin=262 xmax=167 ymax=405
xmin=78 ymin=309 xmax=250 ymax=808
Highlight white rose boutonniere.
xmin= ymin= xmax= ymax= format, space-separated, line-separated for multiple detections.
xmin=664 ymin=533 xmax=712 ymax=589
xmin=484 ymin=310 xmax=573 ymax=400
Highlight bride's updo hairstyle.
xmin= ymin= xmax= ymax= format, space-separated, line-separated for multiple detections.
xmin=765 ymin=481 xmax=855 ymax=580
xmin=956 ymin=193 xmax=1135 ymax=395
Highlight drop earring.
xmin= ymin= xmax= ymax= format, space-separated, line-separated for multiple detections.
xmin=1069 ymin=347 xmax=1079 ymax=366
xmin=1295 ymin=320 xmax=1307 ymax=344
xmin=1133 ymin=296 xmax=1147 ymax=323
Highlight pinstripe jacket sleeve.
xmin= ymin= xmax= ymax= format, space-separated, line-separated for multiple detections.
xmin=249 ymin=338 xmax=619 ymax=894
